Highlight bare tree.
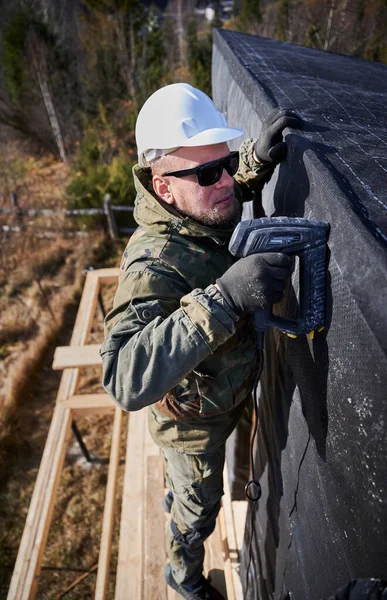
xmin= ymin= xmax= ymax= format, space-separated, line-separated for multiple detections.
xmin=27 ymin=29 xmax=68 ymax=165
xmin=323 ymin=0 xmax=335 ymax=49
xmin=114 ymin=9 xmax=139 ymax=110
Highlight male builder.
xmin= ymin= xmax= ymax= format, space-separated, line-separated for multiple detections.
xmin=101 ymin=83 xmax=302 ymax=600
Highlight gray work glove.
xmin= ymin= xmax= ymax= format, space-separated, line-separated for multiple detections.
xmin=254 ymin=108 xmax=303 ymax=165
xmin=216 ymin=253 xmax=293 ymax=316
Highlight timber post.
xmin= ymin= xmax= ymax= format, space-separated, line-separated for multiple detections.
xmin=10 ymin=192 xmax=18 ymax=209
xmin=104 ymin=194 xmax=118 ymax=240
xmin=10 ymin=192 xmax=24 ymax=231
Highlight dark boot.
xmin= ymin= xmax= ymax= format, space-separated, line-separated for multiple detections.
xmin=164 ymin=564 xmax=225 ymax=600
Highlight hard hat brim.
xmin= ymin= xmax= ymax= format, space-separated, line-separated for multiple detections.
xmin=181 ymin=127 xmax=244 ymax=147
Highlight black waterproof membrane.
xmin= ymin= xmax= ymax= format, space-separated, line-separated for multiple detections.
xmin=214 ymin=29 xmax=387 ymax=600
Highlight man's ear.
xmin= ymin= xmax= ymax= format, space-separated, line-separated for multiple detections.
xmin=152 ymin=175 xmax=174 ymax=205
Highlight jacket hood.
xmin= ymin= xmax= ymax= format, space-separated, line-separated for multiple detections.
xmin=132 ymin=164 xmax=235 ymax=242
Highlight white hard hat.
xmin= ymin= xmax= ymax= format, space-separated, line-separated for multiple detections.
xmin=135 ymin=83 xmax=244 ymax=165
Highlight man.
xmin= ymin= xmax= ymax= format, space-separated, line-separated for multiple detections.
xmin=101 ymin=83 xmax=302 ymax=600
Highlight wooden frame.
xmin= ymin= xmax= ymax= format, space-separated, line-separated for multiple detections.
xmin=7 ymin=268 xmax=119 ymax=600
xmin=8 ymin=268 xmax=246 ymax=600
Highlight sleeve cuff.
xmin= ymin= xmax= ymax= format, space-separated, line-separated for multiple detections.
xmin=180 ymin=284 xmax=238 ymax=351
xmin=235 ymin=138 xmax=274 ymax=189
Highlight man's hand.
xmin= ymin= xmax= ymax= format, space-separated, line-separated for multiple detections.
xmin=254 ymin=108 xmax=303 ymax=165
xmin=216 ymin=253 xmax=294 ymax=315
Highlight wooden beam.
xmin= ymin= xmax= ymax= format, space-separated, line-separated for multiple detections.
xmin=221 ymin=464 xmax=238 ymax=559
xmin=6 ymin=406 xmax=73 ymax=600
xmin=94 ymin=268 xmax=120 ymax=284
xmin=231 ymin=501 xmax=248 ymax=559
xmin=8 ymin=270 xmax=102 ymax=600
xmin=222 ymin=463 xmax=242 ymax=600
xmin=95 ymin=407 xmax=123 ymax=600
xmin=104 ymin=195 xmax=119 ymax=240
xmin=167 ymin=585 xmax=180 ymax=600
xmin=60 ymin=394 xmax=115 ymax=415
xmin=144 ymin=455 xmax=167 ymax=600
xmin=52 ymin=344 xmax=102 ymax=370
xmin=218 ymin=505 xmax=236 ymax=600
xmin=70 ymin=270 xmax=101 ymax=346
xmin=115 ymin=409 xmax=146 ymax=600
xmin=203 ymin=519 xmax=227 ymax=599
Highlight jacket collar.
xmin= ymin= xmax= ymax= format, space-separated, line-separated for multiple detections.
xmin=133 ymin=165 xmax=235 ymax=244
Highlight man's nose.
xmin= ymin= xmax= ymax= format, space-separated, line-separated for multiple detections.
xmin=215 ymin=167 xmax=234 ymax=188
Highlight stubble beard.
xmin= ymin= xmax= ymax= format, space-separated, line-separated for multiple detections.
xmin=177 ymin=197 xmax=242 ymax=229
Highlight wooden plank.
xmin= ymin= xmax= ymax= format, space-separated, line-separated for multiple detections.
xmin=231 ymin=501 xmax=248 ymax=556
xmin=204 ymin=520 xmax=227 ymax=599
xmin=61 ymin=394 xmax=115 ymax=415
xmin=95 ymin=407 xmax=123 ymax=600
xmin=115 ymin=409 xmax=146 ymax=600
xmin=8 ymin=271 xmax=102 ymax=599
xmin=218 ymin=505 xmax=236 ymax=600
xmin=144 ymin=455 xmax=167 ymax=600
xmin=7 ymin=406 xmax=73 ymax=600
xmin=95 ymin=268 xmax=120 ymax=284
xmin=164 ymin=509 xmax=179 ymax=600
xmin=222 ymin=465 xmax=243 ymax=600
xmin=166 ymin=581 xmax=180 ymax=600
xmin=54 ymin=270 xmax=101 ymax=404
xmin=222 ymin=465 xmax=238 ymax=559
xmin=69 ymin=270 xmax=101 ymax=346
xmin=71 ymin=406 xmax=114 ymax=417
xmin=52 ymin=344 xmax=101 ymax=370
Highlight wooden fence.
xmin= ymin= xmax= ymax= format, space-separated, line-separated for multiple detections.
xmin=0 ymin=193 xmax=135 ymax=238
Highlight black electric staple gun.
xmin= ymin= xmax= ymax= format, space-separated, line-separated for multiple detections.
xmin=229 ymin=217 xmax=330 ymax=347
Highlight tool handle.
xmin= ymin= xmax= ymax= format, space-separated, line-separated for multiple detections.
xmin=229 ymin=217 xmax=329 ymax=336
xmin=267 ymin=243 xmax=327 ymax=335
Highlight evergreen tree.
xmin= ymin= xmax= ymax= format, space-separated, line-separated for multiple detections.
xmin=139 ymin=8 xmax=167 ymax=103
xmin=276 ymin=0 xmax=289 ymax=42
xmin=237 ymin=0 xmax=261 ymax=33
xmin=213 ymin=0 xmax=223 ymax=29
xmin=186 ymin=16 xmax=212 ymax=96
xmin=82 ymin=0 xmax=146 ymax=110
xmin=363 ymin=0 xmax=387 ymax=63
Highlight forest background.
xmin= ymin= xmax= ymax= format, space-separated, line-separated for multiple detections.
xmin=1 ymin=0 xmax=386 ymax=215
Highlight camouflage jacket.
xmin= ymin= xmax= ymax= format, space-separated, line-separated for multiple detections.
xmin=101 ymin=139 xmax=272 ymax=453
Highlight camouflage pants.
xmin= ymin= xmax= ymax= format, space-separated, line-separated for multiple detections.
xmin=162 ymin=445 xmax=226 ymax=588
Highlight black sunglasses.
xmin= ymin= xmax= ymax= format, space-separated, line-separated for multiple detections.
xmin=162 ymin=151 xmax=239 ymax=187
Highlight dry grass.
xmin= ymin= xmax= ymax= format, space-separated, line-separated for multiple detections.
xmin=0 ymin=235 xmax=101 ymax=411
xmin=0 ymin=136 xmax=69 ymax=209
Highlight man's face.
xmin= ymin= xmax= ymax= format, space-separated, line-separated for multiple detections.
xmin=153 ymin=143 xmax=241 ymax=228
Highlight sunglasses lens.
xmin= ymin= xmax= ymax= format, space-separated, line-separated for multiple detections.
xmin=225 ymin=153 xmax=239 ymax=176
xmin=198 ymin=164 xmax=223 ymax=186
xmin=195 ymin=152 xmax=239 ymax=186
